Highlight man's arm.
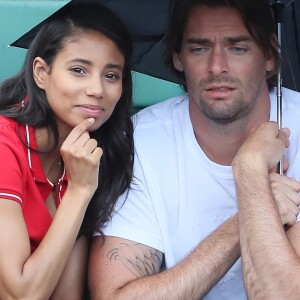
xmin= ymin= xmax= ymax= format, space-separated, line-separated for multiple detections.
xmin=88 ymin=122 xmax=300 ymax=300
xmin=89 ymin=216 xmax=239 ymax=300
xmin=232 ymin=122 xmax=300 ymax=300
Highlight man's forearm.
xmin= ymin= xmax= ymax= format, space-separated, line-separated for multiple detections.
xmin=111 ymin=216 xmax=240 ymax=300
xmin=234 ymin=163 xmax=300 ymax=300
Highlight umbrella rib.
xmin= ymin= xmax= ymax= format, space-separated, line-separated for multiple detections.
xmin=291 ymin=3 xmax=300 ymax=67
xmin=132 ymin=35 xmax=166 ymax=66
xmin=283 ymin=31 xmax=298 ymax=91
xmin=288 ymin=2 xmax=300 ymax=91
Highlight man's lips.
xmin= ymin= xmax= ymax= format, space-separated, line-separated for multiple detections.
xmin=204 ymin=85 xmax=236 ymax=98
xmin=204 ymin=84 xmax=235 ymax=91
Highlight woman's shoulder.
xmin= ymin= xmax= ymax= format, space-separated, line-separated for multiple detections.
xmin=0 ymin=116 xmax=19 ymax=131
xmin=0 ymin=116 xmax=24 ymax=146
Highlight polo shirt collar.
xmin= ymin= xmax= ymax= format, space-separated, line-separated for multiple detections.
xmin=25 ymin=124 xmax=67 ymax=202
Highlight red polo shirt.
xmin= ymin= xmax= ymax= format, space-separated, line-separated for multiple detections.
xmin=0 ymin=116 xmax=67 ymax=252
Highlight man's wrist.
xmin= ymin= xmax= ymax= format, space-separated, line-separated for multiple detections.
xmin=232 ymin=157 xmax=269 ymax=182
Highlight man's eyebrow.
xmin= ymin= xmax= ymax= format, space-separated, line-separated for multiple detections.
xmin=225 ymin=35 xmax=254 ymax=43
xmin=185 ymin=36 xmax=254 ymax=44
xmin=186 ymin=37 xmax=210 ymax=44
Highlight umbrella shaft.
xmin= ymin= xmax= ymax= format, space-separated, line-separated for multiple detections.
xmin=276 ymin=22 xmax=283 ymax=174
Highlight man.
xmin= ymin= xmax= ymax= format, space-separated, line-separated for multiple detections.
xmin=89 ymin=0 xmax=300 ymax=299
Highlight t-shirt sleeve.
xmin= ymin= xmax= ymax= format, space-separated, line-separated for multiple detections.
xmin=95 ymin=150 xmax=164 ymax=253
xmin=0 ymin=128 xmax=24 ymax=204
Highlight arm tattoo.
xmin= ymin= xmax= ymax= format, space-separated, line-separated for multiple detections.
xmin=107 ymin=242 xmax=163 ymax=278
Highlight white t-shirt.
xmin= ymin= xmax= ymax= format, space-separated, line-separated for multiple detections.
xmin=99 ymin=87 xmax=300 ymax=300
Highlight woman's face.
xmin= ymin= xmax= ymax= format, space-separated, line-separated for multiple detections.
xmin=33 ymin=30 xmax=125 ymax=135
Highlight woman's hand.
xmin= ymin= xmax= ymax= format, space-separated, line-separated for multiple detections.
xmin=270 ymin=172 xmax=300 ymax=226
xmin=60 ymin=118 xmax=102 ymax=199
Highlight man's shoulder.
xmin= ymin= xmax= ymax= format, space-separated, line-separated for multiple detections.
xmin=282 ymin=88 xmax=300 ymax=112
xmin=275 ymin=88 xmax=300 ymax=141
xmin=133 ymin=94 xmax=188 ymax=130
xmin=282 ymin=88 xmax=300 ymax=124
xmin=132 ymin=94 xmax=189 ymax=154
xmin=270 ymin=88 xmax=300 ymax=122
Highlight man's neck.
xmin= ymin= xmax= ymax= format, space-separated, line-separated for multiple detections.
xmin=189 ymin=96 xmax=271 ymax=166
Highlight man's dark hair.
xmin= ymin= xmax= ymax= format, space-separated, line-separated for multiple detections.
xmin=165 ymin=0 xmax=279 ymax=91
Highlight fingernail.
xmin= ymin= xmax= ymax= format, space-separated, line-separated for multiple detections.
xmin=88 ymin=118 xmax=95 ymax=123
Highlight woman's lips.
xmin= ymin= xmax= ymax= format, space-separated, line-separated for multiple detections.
xmin=76 ymin=105 xmax=104 ymax=116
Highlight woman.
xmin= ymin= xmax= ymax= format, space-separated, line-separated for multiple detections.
xmin=0 ymin=2 xmax=133 ymax=299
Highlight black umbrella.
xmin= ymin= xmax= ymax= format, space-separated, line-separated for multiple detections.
xmin=9 ymin=0 xmax=178 ymax=84
xmin=9 ymin=0 xmax=300 ymax=91
xmin=9 ymin=0 xmax=300 ymax=90
xmin=9 ymin=0 xmax=300 ymax=174
xmin=271 ymin=0 xmax=299 ymax=173
xmin=274 ymin=0 xmax=300 ymax=92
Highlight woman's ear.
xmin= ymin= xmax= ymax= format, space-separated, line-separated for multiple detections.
xmin=33 ymin=57 xmax=49 ymax=89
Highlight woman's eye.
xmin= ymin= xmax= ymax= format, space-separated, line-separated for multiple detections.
xmin=105 ymin=73 xmax=120 ymax=80
xmin=70 ymin=67 xmax=85 ymax=74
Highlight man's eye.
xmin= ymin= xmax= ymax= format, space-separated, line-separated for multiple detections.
xmin=232 ymin=47 xmax=247 ymax=54
xmin=191 ymin=47 xmax=207 ymax=54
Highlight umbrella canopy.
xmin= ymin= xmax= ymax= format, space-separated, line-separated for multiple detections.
xmin=9 ymin=0 xmax=300 ymax=91
xmin=9 ymin=0 xmax=178 ymax=83
xmin=278 ymin=0 xmax=300 ymax=91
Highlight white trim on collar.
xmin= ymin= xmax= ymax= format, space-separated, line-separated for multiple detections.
xmin=25 ymin=124 xmax=32 ymax=170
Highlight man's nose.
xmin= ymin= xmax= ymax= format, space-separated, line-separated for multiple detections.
xmin=208 ymin=47 xmax=228 ymax=76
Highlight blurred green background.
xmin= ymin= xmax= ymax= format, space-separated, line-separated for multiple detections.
xmin=0 ymin=0 xmax=183 ymax=110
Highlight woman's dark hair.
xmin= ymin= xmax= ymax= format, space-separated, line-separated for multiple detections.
xmin=0 ymin=2 xmax=134 ymax=236
xmin=165 ymin=0 xmax=279 ymax=91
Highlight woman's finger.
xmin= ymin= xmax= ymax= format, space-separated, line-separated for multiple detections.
xmin=63 ymin=118 xmax=95 ymax=146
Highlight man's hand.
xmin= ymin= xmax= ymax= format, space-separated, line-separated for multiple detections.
xmin=232 ymin=122 xmax=290 ymax=171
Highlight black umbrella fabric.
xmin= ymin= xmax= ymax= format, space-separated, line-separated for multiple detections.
xmin=9 ymin=0 xmax=300 ymax=91
xmin=9 ymin=0 xmax=178 ymax=83
xmin=273 ymin=0 xmax=300 ymax=91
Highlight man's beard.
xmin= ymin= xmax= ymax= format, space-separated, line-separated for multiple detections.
xmin=193 ymin=76 xmax=255 ymax=124
xmin=198 ymin=93 xmax=254 ymax=124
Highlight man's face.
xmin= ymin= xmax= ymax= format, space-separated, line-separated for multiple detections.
xmin=173 ymin=5 xmax=275 ymax=124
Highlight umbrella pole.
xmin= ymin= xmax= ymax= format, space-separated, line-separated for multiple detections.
xmin=271 ymin=0 xmax=295 ymax=174
xmin=272 ymin=0 xmax=285 ymax=174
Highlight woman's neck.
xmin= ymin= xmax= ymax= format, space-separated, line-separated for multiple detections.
xmin=34 ymin=127 xmax=64 ymax=184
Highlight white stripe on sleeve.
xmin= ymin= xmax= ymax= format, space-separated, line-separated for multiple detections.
xmin=0 ymin=193 xmax=22 ymax=203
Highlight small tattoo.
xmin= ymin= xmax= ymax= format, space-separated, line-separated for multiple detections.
xmin=107 ymin=242 xmax=162 ymax=278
